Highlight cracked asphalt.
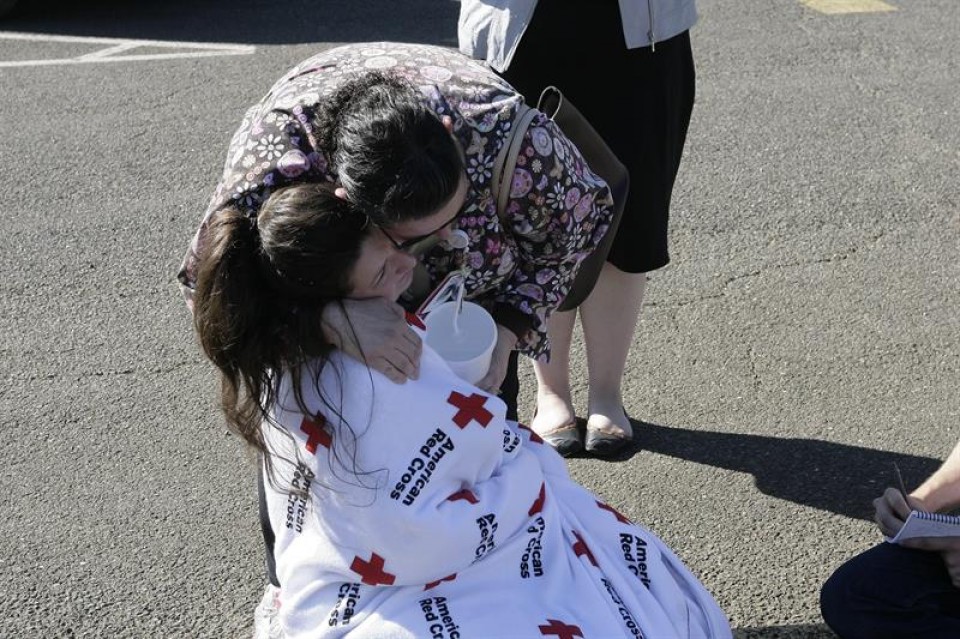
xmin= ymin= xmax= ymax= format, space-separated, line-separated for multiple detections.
xmin=1 ymin=0 xmax=957 ymax=637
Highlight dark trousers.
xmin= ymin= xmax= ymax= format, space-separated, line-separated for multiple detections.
xmin=820 ymin=542 xmax=960 ymax=638
xmin=498 ymin=350 xmax=520 ymax=421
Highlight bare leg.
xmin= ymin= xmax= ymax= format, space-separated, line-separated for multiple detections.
xmin=579 ymin=262 xmax=647 ymax=444
xmin=531 ymin=308 xmax=577 ymax=437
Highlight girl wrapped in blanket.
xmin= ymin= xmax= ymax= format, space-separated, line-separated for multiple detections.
xmin=191 ymin=183 xmax=731 ymax=639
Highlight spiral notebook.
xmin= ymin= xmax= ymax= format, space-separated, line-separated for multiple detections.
xmin=888 ymin=510 xmax=960 ymax=544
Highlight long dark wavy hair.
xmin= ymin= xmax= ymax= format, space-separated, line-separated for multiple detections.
xmin=314 ymin=71 xmax=464 ymax=225
xmin=192 ymin=183 xmax=369 ymax=487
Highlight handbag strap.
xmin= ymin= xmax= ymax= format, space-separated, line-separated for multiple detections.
xmin=491 ymin=102 xmax=538 ymax=221
xmin=536 ymin=85 xmax=563 ymax=120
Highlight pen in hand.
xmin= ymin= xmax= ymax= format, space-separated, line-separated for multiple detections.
xmin=893 ymin=462 xmax=914 ymax=511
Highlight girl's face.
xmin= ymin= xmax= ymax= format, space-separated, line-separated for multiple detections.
xmin=348 ymin=230 xmax=419 ymax=302
xmin=348 ymin=173 xmax=469 ymax=302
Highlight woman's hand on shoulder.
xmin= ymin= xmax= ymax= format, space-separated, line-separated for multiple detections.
xmin=322 ymin=298 xmax=422 ymax=384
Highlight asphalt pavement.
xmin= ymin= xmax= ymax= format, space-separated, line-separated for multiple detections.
xmin=1 ymin=0 xmax=958 ymax=637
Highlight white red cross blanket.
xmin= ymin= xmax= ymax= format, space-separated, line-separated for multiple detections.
xmin=262 ymin=340 xmax=732 ymax=638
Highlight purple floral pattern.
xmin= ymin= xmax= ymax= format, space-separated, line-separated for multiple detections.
xmin=179 ymin=42 xmax=613 ymax=360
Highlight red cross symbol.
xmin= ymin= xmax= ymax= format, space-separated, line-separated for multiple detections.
xmin=571 ymin=531 xmax=597 ymax=566
xmin=423 ymin=573 xmax=457 ymax=590
xmin=349 ymin=552 xmax=396 ymax=586
xmin=404 ymin=311 xmax=426 ymax=330
xmin=538 ymin=619 xmax=583 ymax=639
xmin=447 ymin=489 xmax=479 ymax=504
xmin=596 ymin=501 xmax=631 ymax=524
xmin=517 ymin=422 xmax=544 ymax=444
xmin=528 ymin=482 xmax=546 ymax=516
xmin=300 ymin=416 xmax=331 ymax=454
xmin=447 ymin=392 xmax=493 ymax=428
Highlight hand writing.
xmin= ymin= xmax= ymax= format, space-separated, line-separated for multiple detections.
xmin=873 ymin=486 xmax=922 ymax=539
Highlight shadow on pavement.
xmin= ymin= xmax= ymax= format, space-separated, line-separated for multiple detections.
xmin=0 ymin=0 xmax=458 ymax=47
xmin=630 ymin=421 xmax=942 ymax=522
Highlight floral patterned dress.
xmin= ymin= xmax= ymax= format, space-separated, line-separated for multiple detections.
xmin=178 ymin=42 xmax=613 ymax=360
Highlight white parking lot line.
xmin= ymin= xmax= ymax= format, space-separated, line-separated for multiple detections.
xmin=0 ymin=31 xmax=254 ymax=68
xmin=800 ymin=0 xmax=896 ymax=13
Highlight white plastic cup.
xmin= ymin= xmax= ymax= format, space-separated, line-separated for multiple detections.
xmin=424 ymin=301 xmax=497 ymax=385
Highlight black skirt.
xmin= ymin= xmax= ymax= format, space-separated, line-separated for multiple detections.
xmin=501 ymin=0 xmax=696 ymax=273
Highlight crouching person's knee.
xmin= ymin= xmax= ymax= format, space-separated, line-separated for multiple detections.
xmin=820 ymin=557 xmax=869 ymax=639
xmin=820 ymin=542 xmax=946 ymax=639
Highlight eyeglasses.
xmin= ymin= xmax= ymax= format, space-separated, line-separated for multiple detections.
xmin=377 ymin=208 xmax=463 ymax=255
